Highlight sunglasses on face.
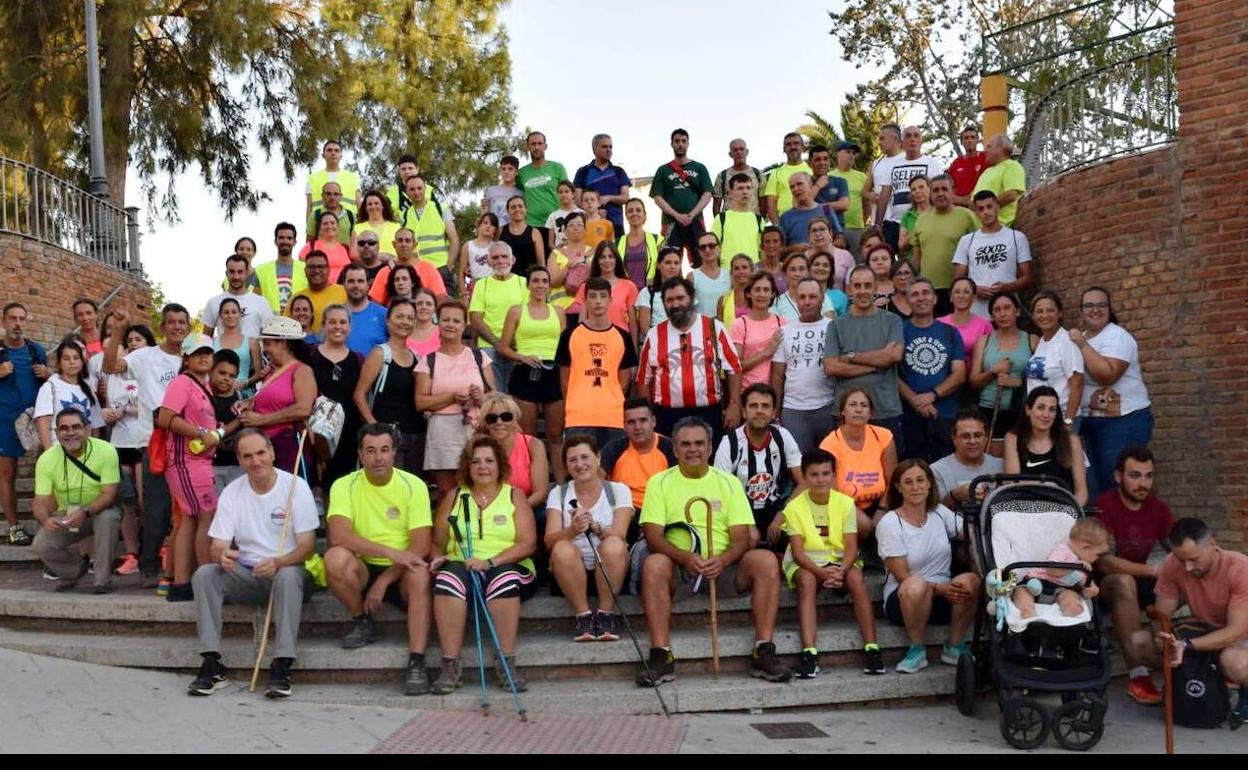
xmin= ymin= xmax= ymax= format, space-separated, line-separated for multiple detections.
xmin=698 ymin=243 xmax=717 ymax=251
xmin=358 ymin=239 xmax=378 ymax=246
xmin=483 ymin=411 xmax=515 ymax=425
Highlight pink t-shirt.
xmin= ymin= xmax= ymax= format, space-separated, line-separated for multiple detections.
xmin=1023 ymin=541 xmax=1085 ymax=585
xmin=160 ymin=373 xmax=216 ymax=466
xmin=407 ymin=327 xmax=441 ymax=357
xmin=730 ymin=313 xmax=786 ymax=388
xmin=253 ymin=364 xmax=299 ymax=438
xmin=415 ymin=347 xmax=492 ymax=418
xmin=299 ymin=241 xmax=352 ymax=284
xmin=938 ymin=313 xmax=993 ymax=363
xmin=1157 ymin=549 xmax=1248 ymax=630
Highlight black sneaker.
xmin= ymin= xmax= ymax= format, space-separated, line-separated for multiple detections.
xmin=404 ymin=654 xmax=430 ymax=696
xmin=750 ymin=642 xmax=793 ymax=682
xmin=795 ymin=649 xmax=820 ymax=679
xmin=188 ymin=653 xmax=229 ymax=696
xmin=265 ymin=657 xmax=294 ymax=698
xmin=863 ymin=646 xmax=886 ymax=675
xmin=166 ymin=582 xmax=193 ymax=602
xmin=341 ymin=615 xmax=379 ymax=649
xmin=8 ymin=525 xmax=31 ymax=547
xmin=636 ymin=648 xmax=676 ymax=687
xmin=573 ymin=612 xmax=596 ymax=642
xmin=595 ymin=610 xmax=620 ymax=642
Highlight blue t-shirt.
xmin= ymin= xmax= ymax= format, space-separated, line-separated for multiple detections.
xmin=573 ymin=162 xmax=632 ymax=230
xmin=901 ymin=319 xmax=964 ymax=419
xmin=814 ymin=176 xmax=850 ymax=229
xmin=778 ymin=203 xmax=844 ymax=245
xmin=0 ymin=341 xmax=46 ymax=417
xmin=347 ymin=303 xmax=389 ymax=356
xmin=826 ymin=289 xmax=849 ymax=317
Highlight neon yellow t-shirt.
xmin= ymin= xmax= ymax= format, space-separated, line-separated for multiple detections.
xmin=327 ymin=469 xmax=432 ymax=567
xmin=972 ymin=159 xmax=1026 ymax=226
xmin=781 ymin=488 xmax=860 ymax=584
xmin=711 ymin=210 xmax=764 ymax=263
xmin=35 ymin=438 xmax=120 ymax=512
xmin=763 ymin=162 xmax=813 ymax=217
xmin=353 ymin=220 xmax=401 ymax=257
xmin=639 ymin=466 xmax=753 ymax=557
xmin=468 ymin=273 xmax=527 ymax=348
xmin=830 ymin=169 xmax=868 ymax=229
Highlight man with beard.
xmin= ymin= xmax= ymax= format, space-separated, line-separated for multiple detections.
xmin=203 ymin=254 xmax=275 ymax=338
xmin=253 ymin=223 xmax=308 ymax=315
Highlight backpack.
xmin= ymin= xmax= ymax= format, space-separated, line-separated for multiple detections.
xmin=724 ymin=425 xmax=793 ymax=509
xmin=1 ymin=341 xmax=48 ymax=454
xmin=367 ymin=343 xmax=394 ymax=409
xmin=716 ymin=210 xmax=766 ymax=243
xmin=717 ymin=166 xmax=763 ymax=197
xmin=424 ymin=348 xmax=491 ymax=391
xmin=557 ymin=480 xmax=617 ymax=514
xmin=1170 ymin=622 xmax=1229 ymax=729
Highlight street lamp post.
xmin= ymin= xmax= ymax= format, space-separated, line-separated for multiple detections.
xmin=84 ymin=0 xmax=108 ymax=200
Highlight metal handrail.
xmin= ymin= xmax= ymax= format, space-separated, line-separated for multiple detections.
xmin=0 ymin=155 xmax=142 ymax=274
xmin=1019 ymin=45 xmax=1177 ymax=185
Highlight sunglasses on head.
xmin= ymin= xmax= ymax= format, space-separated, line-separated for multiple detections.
xmin=483 ymin=411 xmax=514 ymax=425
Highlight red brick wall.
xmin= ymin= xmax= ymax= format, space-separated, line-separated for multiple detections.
xmin=0 ymin=234 xmax=152 ymax=347
xmin=1015 ymin=0 xmax=1248 ymax=544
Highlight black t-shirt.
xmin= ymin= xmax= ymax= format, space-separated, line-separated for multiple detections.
xmin=211 ymin=392 xmax=242 ymax=467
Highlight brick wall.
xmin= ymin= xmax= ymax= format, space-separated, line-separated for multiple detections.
xmin=0 ymin=234 xmax=152 ymax=347
xmin=1015 ymin=0 xmax=1248 ymax=544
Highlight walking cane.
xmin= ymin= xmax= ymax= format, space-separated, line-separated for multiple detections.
xmin=1147 ymin=606 xmax=1176 ymax=754
xmin=987 ymin=379 xmax=1005 ymax=457
xmin=685 ymin=496 xmax=718 ymax=675
xmin=249 ymin=430 xmax=308 ymax=692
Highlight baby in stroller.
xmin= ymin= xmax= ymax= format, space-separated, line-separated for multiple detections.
xmin=1012 ymin=518 xmax=1110 ymax=619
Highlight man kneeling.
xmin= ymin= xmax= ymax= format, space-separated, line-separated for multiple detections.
xmin=324 ymin=423 xmax=434 ymax=696
xmin=189 ymin=429 xmax=317 ymax=698
xmin=636 ymin=417 xmax=791 ymax=686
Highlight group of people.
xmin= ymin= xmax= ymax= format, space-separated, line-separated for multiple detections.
xmin=0 ymin=122 xmax=1241 ymax=720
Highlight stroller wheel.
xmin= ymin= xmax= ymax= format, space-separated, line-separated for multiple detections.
xmin=1000 ymin=697 xmax=1049 ymax=750
xmin=1051 ymin=700 xmax=1105 ymax=751
xmin=955 ymin=652 xmax=977 ymax=716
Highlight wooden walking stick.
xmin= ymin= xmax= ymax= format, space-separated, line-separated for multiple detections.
xmin=1147 ymin=606 xmax=1176 ymax=754
xmin=987 ymin=377 xmax=1006 ymax=458
xmin=249 ymin=430 xmax=309 ymax=692
xmin=684 ymin=496 xmax=718 ymax=675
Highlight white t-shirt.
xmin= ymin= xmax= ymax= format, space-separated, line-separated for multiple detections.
xmin=544 ymin=207 xmax=585 ymax=248
xmin=876 ymin=504 xmax=962 ymax=603
xmin=210 ymin=470 xmax=319 ymax=568
xmin=466 ymin=240 xmax=494 ymax=281
xmin=771 ymin=317 xmax=835 ymax=411
xmin=713 ymin=425 xmax=803 ymax=512
xmin=952 ymin=227 xmax=1032 ymax=318
xmin=34 ymin=374 xmax=105 ymax=439
xmin=104 ymin=368 xmax=146 ymax=448
xmin=123 ymin=346 xmax=182 ymax=442
xmin=201 ymin=291 xmax=274 ymax=338
xmin=1076 ymin=323 xmax=1150 ymax=417
xmin=634 ymin=287 xmax=669 ymax=329
xmin=872 ymin=154 xmax=946 ymax=222
xmin=1025 ymin=327 xmax=1084 ymax=415
xmin=545 ymin=481 xmax=633 ymax=569
xmin=930 ymin=453 xmax=1004 ymax=501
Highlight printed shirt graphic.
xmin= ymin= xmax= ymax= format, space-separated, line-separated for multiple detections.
xmin=556 ymin=324 xmax=638 ymax=429
xmin=901 ymin=320 xmax=964 ymax=418
xmin=636 ymin=315 xmax=742 ymax=409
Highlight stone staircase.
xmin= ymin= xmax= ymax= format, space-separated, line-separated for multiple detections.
xmin=0 ymin=545 xmax=957 ymax=714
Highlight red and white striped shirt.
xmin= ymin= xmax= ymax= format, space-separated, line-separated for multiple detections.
xmin=636 ymin=315 xmax=742 ymax=409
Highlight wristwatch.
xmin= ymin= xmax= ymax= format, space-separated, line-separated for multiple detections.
xmin=1183 ymin=638 xmax=1195 ymax=653
xmin=487 ymin=557 xmax=496 ymax=568
xmin=846 ymin=351 xmax=856 ymax=362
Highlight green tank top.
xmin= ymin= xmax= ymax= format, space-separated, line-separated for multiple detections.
xmin=448 ymin=484 xmax=534 ymax=572
xmin=513 ymin=303 xmax=560 ymax=360
xmin=979 ymin=331 xmax=1032 ymax=410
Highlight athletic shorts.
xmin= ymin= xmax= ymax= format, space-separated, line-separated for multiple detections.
xmin=434 ymin=561 xmax=535 ymax=602
xmin=165 ymin=458 xmax=218 ymax=517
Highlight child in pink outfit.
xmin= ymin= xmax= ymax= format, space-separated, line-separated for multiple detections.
xmin=1013 ymin=518 xmax=1110 ymax=618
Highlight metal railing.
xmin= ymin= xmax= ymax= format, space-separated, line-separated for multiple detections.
xmin=981 ymin=0 xmax=1174 ymax=76
xmin=1020 ymin=45 xmax=1177 ymax=185
xmin=0 ymin=155 xmax=141 ymax=273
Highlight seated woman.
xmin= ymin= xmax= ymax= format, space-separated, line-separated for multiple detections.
xmin=1003 ymin=385 xmax=1089 ymax=506
xmin=876 ymin=459 xmax=981 ymax=673
xmin=818 ymin=388 xmax=898 ymax=538
xmin=474 ymin=392 xmax=550 ymax=513
xmin=544 ymin=434 xmax=633 ymax=643
xmin=429 ymin=436 xmax=537 ymax=694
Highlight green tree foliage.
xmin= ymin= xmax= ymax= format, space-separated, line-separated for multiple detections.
xmin=798 ymin=86 xmax=900 ymax=172
xmin=321 ymin=0 xmax=521 ymax=205
xmin=0 ymin=0 xmax=520 ymax=223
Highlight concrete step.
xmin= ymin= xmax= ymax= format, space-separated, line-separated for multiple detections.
xmin=285 ymin=666 xmax=956 ymax=715
xmin=0 ymin=544 xmax=39 ymax=564
xmin=0 ymin=620 xmax=921 ymax=678
xmin=0 ymin=572 xmax=888 ymax=631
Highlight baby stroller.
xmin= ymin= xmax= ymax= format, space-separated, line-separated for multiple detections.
xmin=954 ymin=475 xmax=1111 ymax=751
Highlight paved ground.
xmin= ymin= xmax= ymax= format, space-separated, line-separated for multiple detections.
xmin=1 ymin=649 xmax=1242 ymax=753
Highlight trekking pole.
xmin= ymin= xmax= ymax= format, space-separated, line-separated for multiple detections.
xmin=1147 ymin=606 xmax=1175 ymax=754
xmin=462 ymin=492 xmax=528 ymax=722
xmin=571 ymin=498 xmax=671 ymax=718
xmin=452 ymin=494 xmax=489 ymax=715
xmin=249 ymin=430 xmax=308 ymax=693
xmin=987 ymin=380 xmax=1005 ymax=457
xmin=685 ymin=496 xmax=718 ymax=675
